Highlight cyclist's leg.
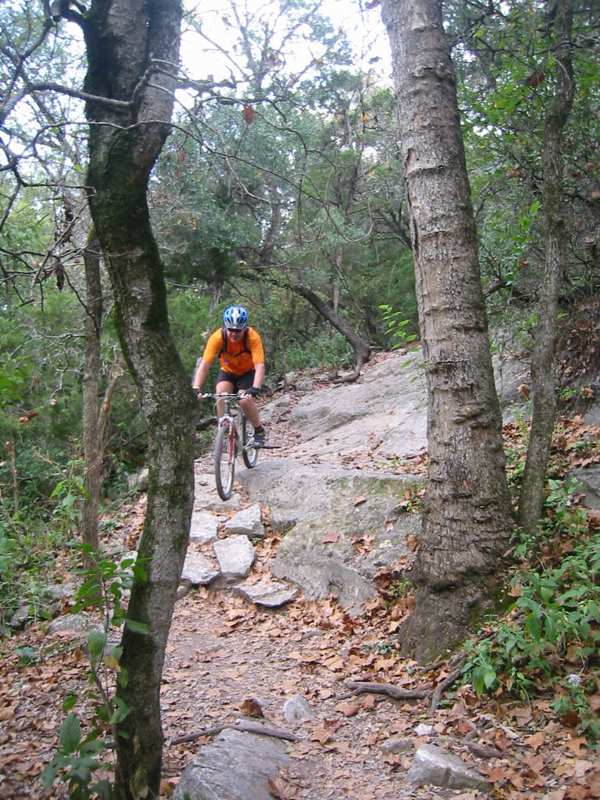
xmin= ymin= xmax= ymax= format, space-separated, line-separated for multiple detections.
xmin=237 ymin=370 xmax=261 ymax=428
xmin=215 ymin=371 xmax=235 ymax=417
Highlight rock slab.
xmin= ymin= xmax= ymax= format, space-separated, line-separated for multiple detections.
xmin=174 ymin=728 xmax=289 ymax=800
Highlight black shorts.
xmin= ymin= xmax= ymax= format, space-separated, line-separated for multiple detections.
xmin=216 ymin=369 xmax=255 ymax=393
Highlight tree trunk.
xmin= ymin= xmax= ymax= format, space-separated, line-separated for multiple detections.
xmin=381 ymin=0 xmax=513 ymax=660
xmin=82 ymin=2 xmax=195 ymax=798
xmin=82 ymin=233 xmax=102 ymax=559
xmin=518 ymin=0 xmax=574 ymax=531
xmin=290 ymin=283 xmax=371 ymax=379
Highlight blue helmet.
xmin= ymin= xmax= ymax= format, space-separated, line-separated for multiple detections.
xmin=223 ymin=305 xmax=249 ymax=329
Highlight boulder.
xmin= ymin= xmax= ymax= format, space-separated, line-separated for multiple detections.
xmin=127 ymin=467 xmax=149 ymax=493
xmin=47 ymin=613 xmax=101 ymax=638
xmin=174 ymin=728 xmax=289 ymax=800
xmin=407 ymin=744 xmax=490 ymax=791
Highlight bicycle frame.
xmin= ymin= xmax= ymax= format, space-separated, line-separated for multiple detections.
xmin=200 ymin=393 xmax=258 ymax=500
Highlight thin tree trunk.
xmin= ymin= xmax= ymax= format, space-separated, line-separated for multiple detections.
xmin=81 ymin=2 xmax=194 ymax=798
xmin=381 ymin=0 xmax=513 ymax=660
xmin=518 ymin=0 xmax=574 ymax=531
xmin=82 ymin=232 xmax=102 ymax=559
xmin=290 ymin=283 xmax=371 ymax=379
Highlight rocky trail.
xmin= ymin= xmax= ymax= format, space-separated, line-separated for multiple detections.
xmin=2 ymin=349 xmax=600 ymax=799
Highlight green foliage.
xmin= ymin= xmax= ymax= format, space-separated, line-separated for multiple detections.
xmin=44 ymin=548 xmax=148 ymax=797
xmin=379 ymin=303 xmax=417 ymax=349
xmin=463 ymin=479 xmax=600 ymax=741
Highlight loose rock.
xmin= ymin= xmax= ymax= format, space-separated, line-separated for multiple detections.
xmin=234 ymin=579 xmax=297 ymax=608
xmin=224 ymin=504 xmax=265 ymax=539
xmin=282 ymin=694 xmax=314 ymax=725
xmin=189 ymin=510 xmax=219 ymax=543
xmin=213 ymin=535 xmax=255 ymax=581
xmin=174 ymin=728 xmax=289 ymax=800
xmin=181 ymin=551 xmax=219 ymax=586
xmin=406 ymin=744 xmax=490 ymax=791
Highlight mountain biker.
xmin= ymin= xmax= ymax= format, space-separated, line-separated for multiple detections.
xmin=192 ymin=305 xmax=266 ymax=446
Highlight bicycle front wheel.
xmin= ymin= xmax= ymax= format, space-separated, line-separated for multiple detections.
xmin=214 ymin=424 xmax=236 ymax=500
xmin=241 ymin=414 xmax=258 ymax=469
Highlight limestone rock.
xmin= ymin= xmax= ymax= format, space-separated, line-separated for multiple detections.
xmin=234 ymin=579 xmax=297 ymax=607
xmin=570 ymin=465 xmax=600 ymax=510
xmin=47 ymin=613 xmax=101 ymax=638
xmin=189 ymin=510 xmax=219 ymax=543
xmin=213 ymin=535 xmax=255 ymax=581
xmin=224 ymin=504 xmax=265 ymax=539
xmin=381 ymin=737 xmax=413 ymax=754
xmin=127 ymin=467 xmax=149 ymax=492
xmin=10 ymin=605 xmax=29 ymax=629
xmin=240 ymin=462 xmax=422 ymax=614
xmin=407 ymin=744 xmax=490 ymax=791
xmin=174 ymin=728 xmax=289 ymax=800
xmin=282 ymin=694 xmax=314 ymax=725
xmin=181 ymin=551 xmax=219 ymax=586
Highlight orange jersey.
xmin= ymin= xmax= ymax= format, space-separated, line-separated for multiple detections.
xmin=201 ymin=327 xmax=265 ymax=376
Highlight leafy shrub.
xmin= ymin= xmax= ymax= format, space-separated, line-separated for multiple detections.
xmin=463 ymin=482 xmax=600 ymax=741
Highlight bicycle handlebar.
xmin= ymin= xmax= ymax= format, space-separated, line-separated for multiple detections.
xmin=197 ymin=390 xmax=261 ymax=400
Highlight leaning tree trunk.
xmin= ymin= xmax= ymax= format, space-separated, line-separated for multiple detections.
xmin=381 ymin=0 xmax=513 ymax=660
xmin=81 ymin=2 xmax=195 ymax=798
xmin=290 ymin=283 xmax=371 ymax=380
xmin=518 ymin=0 xmax=574 ymax=531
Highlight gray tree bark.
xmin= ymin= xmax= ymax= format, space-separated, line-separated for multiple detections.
xmin=78 ymin=2 xmax=195 ymax=797
xmin=82 ymin=233 xmax=103 ymax=560
xmin=518 ymin=0 xmax=574 ymax=531
xmin=381 ymin=0 xmax=513 ymax=660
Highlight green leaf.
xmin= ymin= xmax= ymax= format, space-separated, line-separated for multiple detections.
xmin=62 ymin=693 xmax=77 ymax=712
xmin=483 ymin=667 xmax=497 ymax=689
xmin=41 ymin=761 xmax=59 ymax=788
xmin=87 ymin=630 xmax=107 ymax=660
xmin=125 ymin=618 xmax=149 ymax=635
xmin=59 ymin=713 xmax=81 ymax=755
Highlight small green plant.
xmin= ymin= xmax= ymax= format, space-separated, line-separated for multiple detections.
xmin=43 ymin=547 xmax=149 ymax=797
xmin=379 ymin=303 xmax=417 ymax=349
xmin=463 ymin=520 xmax=600 ymax=740
xmin=50 ymin=458 xmax=87 ymax=537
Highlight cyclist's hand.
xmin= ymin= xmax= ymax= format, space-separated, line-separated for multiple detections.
xmin=196 ymin=391 xmax=210 ymax=400
xmin=242 ymin=387 xmax=260 ymax=397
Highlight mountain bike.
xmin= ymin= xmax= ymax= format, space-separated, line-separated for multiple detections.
xmin=200 ymin=393 xmax=259 ymax=500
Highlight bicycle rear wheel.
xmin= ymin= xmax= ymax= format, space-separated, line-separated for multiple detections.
xmin=214 ymin=424 xmax=235 ymax=500
xmin=241 ymin=415 xmax=258 ymax=468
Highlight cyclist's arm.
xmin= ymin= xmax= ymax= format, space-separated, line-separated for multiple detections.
xmin=192 ymin=330 xmax=221 ymax=391
xmin=192 ymin=359 xmax=211 ymax=391
xmin=252 ymin=362 xmax=265 ymax=391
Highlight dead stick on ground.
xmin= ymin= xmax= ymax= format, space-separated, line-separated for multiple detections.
xmin=169 ymin=719 xmax=301 ymax=746
xmin=346 ymin=681 xmax=430 ymax=701
xmin=429 ymin=663 xmax=464 ymax=713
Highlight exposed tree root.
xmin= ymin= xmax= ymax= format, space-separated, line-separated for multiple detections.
xmin=169 ymin=718 xmax=301 ymax=746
